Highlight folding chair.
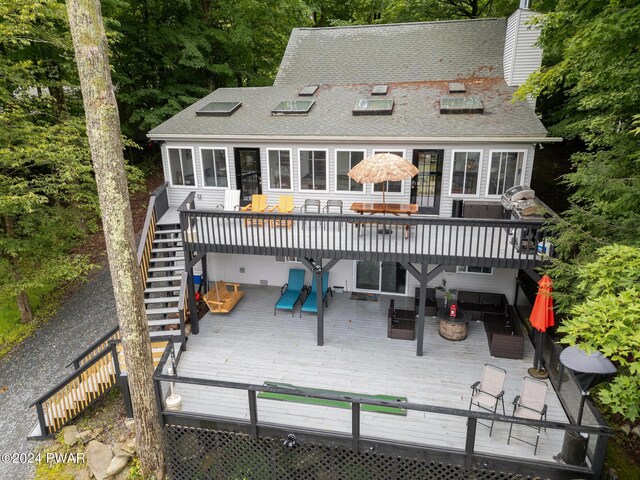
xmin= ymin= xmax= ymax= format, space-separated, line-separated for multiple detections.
xmin=468 ymin=364 xmax=506 ymax=436
xmin=507 ymin=377 xmax=548 ymax=455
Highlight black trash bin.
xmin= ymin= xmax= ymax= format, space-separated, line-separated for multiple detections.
xmin=452 ymin=199 xmax=463 ymax=218
xmin=555 ymin=431 xmax=588 ymax=466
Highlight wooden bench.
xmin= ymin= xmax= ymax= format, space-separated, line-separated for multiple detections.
xmin=203 ymin=281 xmax=244 ymax=314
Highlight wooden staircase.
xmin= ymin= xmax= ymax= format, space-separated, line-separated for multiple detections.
xmin=29 ymin=184 xmax=188 ymax=439
xmin=144 ymin=224 xmax=186 ymax=339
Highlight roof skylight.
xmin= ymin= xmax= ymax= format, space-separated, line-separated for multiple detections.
xmin=448 ymin=82 xmax=466 ymax=93
xmin=272 ymin=100 xmax=315 ymax=115
xmin=195 ymin=101 xmax=242 ymax=116
xmin=298 ymin=85 xmax=319 ymax=96
xmin=440 ymin=96 xmax=483 ymax=114
xmin=352 ymin=99 xmax=394 ymax=115
xmin=371 ymin=84 xmax=389 ymax=95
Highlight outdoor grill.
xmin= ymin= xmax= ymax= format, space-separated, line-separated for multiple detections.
xmin=501 ymin=186 xmax=551 ymax=252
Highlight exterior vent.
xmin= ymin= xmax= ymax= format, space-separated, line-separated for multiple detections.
xmin=440 ymin=96 xmax=483 ymax=114
xmin=298 ymin=85 xmax=319 ymax=96
xmin=196 ymin=101 xmax=242 ymax=116
xmin=352 ymin=99 xmax=394 ymax=115
xmin=448 ymin=82 xmax=466 ymax=93
xmin=272 ymin=100 xmax=315 ymax=115
xmin=371 ymin=84 xmax=389 ymax=95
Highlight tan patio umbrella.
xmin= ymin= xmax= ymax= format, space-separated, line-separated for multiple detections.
xmin=347 ymin=153 xmax=419 ymax=210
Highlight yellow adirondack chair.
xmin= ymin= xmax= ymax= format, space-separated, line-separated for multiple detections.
xmin=268 ymin=195 xmax=295 ymax=228
xmin=241 ymin=194 xmax=268 ymax=225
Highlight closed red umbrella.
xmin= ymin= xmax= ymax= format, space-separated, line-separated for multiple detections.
xmin=529 ymin=275 xmax=554 ymax=378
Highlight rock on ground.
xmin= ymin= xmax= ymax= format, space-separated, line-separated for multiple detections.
xmin=85 ymin=440 xmax=113 ymax=480
xmin=63 ymin=425 xmax=78 ymax=446
xmin=106 ymin=455 xmax=130 ymax=476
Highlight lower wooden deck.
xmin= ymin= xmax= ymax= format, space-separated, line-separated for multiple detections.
xmin=171 ymin=285 xmax=570 ymax=464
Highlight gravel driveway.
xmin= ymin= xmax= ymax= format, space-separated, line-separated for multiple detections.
xmin=0 ymin=267 xmax=117 ymax=480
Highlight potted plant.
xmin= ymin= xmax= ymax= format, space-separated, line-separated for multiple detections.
xmin=436 ymin=278 xmax=458 ymax=309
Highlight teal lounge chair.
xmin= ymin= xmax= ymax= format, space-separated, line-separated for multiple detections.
xmin=300 ymin=272 xmax=331 ymax=317
xmin=275 ymin=269 xmax=306 ymax=316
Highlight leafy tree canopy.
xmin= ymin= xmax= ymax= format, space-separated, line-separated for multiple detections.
xmin=518 ymin=1 xmax=640 ymax=259
xmin=556 ymin=245 xmax=640 ymax=421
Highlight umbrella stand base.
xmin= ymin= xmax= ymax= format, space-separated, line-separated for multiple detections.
xmin=528 ymin=367 xmax=549 ymax=379
xmin=378 ymin=228 xmax=392 ymax=234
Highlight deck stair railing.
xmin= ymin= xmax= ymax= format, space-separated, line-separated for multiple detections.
xmin=137 ymin=182 xmax=169 ymax=285
xmin=30 ymin=343 xmax=120 ymax=438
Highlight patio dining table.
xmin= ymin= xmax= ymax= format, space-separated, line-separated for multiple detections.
xmin=350 ymin=202 xmax=418 ymax=238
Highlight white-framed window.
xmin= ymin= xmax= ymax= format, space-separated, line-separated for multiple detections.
xmin=199 ymin=147 xmax=229 ymax=188
xmin=486 ymin=150 xmax=526 ymax=196
xmin=275 ymin=256 xmax=299 ymax=263
xmin=335 ymin=149 xmax=366 ymax=193
xmin=372 ymin=149 xmax=406 ymax=194
xmin=457 ymin=266 xmax=493 ymax=275
xmin=267 ymin=149 xmax=292 ymax=190
xmin=450 ymin=150 xmax=482 ymax=196
xmin=298 ymin=149 xmax=328 ymax=191
xmin=167 ymin=147 xmax=196 ymax=187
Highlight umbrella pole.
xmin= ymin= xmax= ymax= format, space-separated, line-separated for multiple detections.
xmin=378 ymin=182 xmax=391 ymax=234
xmin=528 ymin=330 xmax=549 ymax=379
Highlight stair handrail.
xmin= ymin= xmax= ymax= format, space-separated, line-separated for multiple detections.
xmin=31 ymin=343 xmax=120 ymax=436
xmin=137 ymin=182 xmax=169 ymax=283
xmin=177 ymin=271 xmax=188 ymax=339
xmin=66 ymin=325 xmax=120 ymax=369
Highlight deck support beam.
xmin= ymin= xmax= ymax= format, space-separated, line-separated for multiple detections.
xmin=187 ymin=266 xmax=199 ymax=335
xmin=300 ymin=258 xmax=340 ymax=347
xmin=402 ymin=264 xmax=445 ymax=356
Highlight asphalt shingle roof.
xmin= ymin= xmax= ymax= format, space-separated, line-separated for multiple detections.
xmin=148 ymin=80 xmax=548 ymax=139
xmin=274 ymin=19 xmax=506 ymax=86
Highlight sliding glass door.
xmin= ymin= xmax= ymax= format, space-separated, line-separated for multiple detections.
xmin=355 ymin=261 xmax=407 ymax=294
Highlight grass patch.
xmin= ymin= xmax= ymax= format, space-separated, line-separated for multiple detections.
xmin=259 ymin=382 xmax=408 ymax=415
xmin=0 ymin=282 xmax=63 ymax=357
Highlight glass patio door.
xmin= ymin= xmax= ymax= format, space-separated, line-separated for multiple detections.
xmin=234 ymin=148 xmax=262 ymax=206
xmin=411 ymin=149 xmax=443 ymax=214
xmin=355 ymin=261 xmax=407 ymax=294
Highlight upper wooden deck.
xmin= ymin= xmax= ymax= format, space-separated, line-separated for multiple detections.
xmin=175 ymin=194 xmax=552 ymax=269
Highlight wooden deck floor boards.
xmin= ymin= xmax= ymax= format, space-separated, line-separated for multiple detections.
xmin=170 ymin=285 xmax=570 ymax=464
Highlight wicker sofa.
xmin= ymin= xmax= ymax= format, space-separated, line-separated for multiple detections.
xmin=387 ymin=299 xmax=416 ymax=340
xmin=483 ymin=310 xmax=524 ymax=359
xmin=456 ymin=291 xmax=508 ymax=321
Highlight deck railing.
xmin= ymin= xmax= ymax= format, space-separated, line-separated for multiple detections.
xmin=67 ymin=325 xmax=120 ymax=369
xmin=137 ymin=182 xmax=169 ymax=285
xmin=153 ymin=342 xmax=611 ymax=480
xmin=178 ymin=195 xmax=551 ymax=269
xmin=32 ymin=343 xmax=120 ymax=436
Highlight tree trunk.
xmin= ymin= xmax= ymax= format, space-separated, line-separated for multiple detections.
xmin=65 ymin=1 xmax=165 ymax=478
xmin=17 ymin=290 xmax=33 ymax=324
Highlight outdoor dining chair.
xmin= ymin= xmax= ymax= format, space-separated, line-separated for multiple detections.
xmin=301 ymin=199 xmax=321 ymax=231
xmin=468 ymin=364 xmax=506 ymax=436
xmin=507 ymin=377 xmax=548 ymax=455
xmin=323 ymin=199 xmax=343 ymax=231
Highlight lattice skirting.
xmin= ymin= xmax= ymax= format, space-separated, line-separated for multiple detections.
xmin=163 ymin=425 xmax=546 ymax=480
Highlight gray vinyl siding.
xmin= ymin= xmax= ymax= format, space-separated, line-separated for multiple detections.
xmin=503 ymin=9 xmax=543 ymax=87
xmin=204 ymin=253 xmax=518 ymax=303
xmin=161 ymin=141 xmax=536 ymax=216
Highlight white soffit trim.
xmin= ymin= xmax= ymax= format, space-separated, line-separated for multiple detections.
xmin=147 ymin=133 xmax=563 ymax=143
